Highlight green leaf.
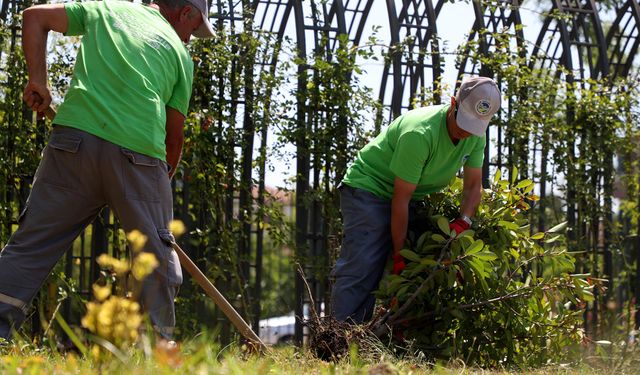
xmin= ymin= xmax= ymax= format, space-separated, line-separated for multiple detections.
xmin=498 ymin=220 xmax=519 ymax=230
xmin=416 ymin=232 xmax=429 ymax=251
xmin=399 ymin=249 xmax=421 ymax=262
xmin=511 ymin=166 xmax=518 ymax=183
xmin=465 ymin=239 xmax=484 ymax=255
xmin=530 ymin=232 xmax=545 ymax=240
xmin=458 ymin=229 xmax=475 ymax=237
xmin=437 ymin=216 xmax=450 ymax=235
xmin=547 ymin=221 xmax=568 ymax=233
xmin=523 ymin=184 xmax=535 ymax=194
xmin=474 ymin=251 xmax=497 ymax=261
xmin=581 ymin=289 xmax=595 ymax=302
xmin=55 ymin=313 xmax=88 ymax=357
xmin=515 ymin=179 xmax=533 ymax=189
xmin=466 ymin=258 xmax=485 ymax=276
xmin=595 ymin=340 xmax=612 ymax=346
xmin=420 ymin=258 xmax=438 ymax=267
xmin=446 ymin=268 xmax=456 ymax=287
xmin=432 ymin=234 xmax=446 ymax=243
xmin=493 ymin=169 xmax=501 ymax=184
xmin=545 ymin=234 xmax=562 ymax=243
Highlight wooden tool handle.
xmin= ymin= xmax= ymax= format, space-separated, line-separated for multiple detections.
xmin=171 ymin=242 xmax=267 ymax=352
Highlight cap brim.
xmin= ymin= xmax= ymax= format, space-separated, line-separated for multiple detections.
xmin=193 ymin=13 xmax=215 ymax=38
xmin=456 ymin=108 xmax=489 ymax=137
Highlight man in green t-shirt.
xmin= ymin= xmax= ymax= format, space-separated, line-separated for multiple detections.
xmin=331 ymin=77 xmax=501 ymax=323
xmin=0 ymin=0 xmax=214 ymax=341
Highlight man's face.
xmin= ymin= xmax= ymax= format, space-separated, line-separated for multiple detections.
xmin=452 ymin=103 xmax=473 ymax=140
xmin=172 ymin=6 xmax=203 ymax=43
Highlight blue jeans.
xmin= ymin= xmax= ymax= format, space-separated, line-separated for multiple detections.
xmin=331 ymin=185 xmax=420 ymax=323
xmin=331 ymin=185 xmax=418 ymax=323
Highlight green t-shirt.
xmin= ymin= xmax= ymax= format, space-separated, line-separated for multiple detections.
xmin=342 ymin=104 xmax=485 ymax=200
xmin=53 ymin=0 xmax=194 ymax=160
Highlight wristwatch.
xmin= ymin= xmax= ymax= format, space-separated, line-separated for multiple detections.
xmin=460 ymin=215 xmax=472 ymax=226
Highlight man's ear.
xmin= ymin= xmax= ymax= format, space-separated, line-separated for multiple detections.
xmin=179 ymin=5 xmax=193 ymax=21
xmin=450 ymin=96 xmax=456 ymax=106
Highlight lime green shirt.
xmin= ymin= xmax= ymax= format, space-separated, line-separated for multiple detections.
xmin=342 ymin=105 xmax=485 ymax=200
xmin=53 ymin=0 xmax=194 ymax=161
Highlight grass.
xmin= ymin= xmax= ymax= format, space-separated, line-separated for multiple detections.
xmin=2 ymin=333 xmax=640 ymax=375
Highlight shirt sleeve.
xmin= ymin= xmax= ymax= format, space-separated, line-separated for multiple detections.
xmin=166 ymin=54 xmax=194 ymax=116
xmin=64 ymin=2 xmax=97 ymax=36
xmin=465 ymin=136 xmax=486 ymax=168
xmin=389 ymin=131 xmax=430 ymax=184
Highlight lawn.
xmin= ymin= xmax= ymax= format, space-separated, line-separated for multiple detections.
xmin=1 ymin=334 xmax=637 ymax=374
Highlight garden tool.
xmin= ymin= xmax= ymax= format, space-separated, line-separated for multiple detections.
xmin=41 ymin=106 xmax=267 ymax=352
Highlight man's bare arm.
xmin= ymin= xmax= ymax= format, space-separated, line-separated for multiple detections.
xmin=165 ymin=107 xmax=186 ymax=179
xmin=22 ymin=4 xmax=69 ymax=112
xmin=391 ymin=176 xmax=417 ymax=256
xmin=460 ymin=166 xmax=483 ymax=218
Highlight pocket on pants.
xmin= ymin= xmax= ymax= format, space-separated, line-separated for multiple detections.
xmin=158 ymin=229 xmax=183 ymax=287
xmin=39 ymin=133 xmax=83 ymax=189
xmin=120 ymin=148 xmax=161 ymax=202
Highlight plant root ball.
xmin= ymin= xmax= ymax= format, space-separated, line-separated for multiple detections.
xmin=308 ymin=316 xmax=380 ymax=362
xmin=308 ymin=317 xmax=351 ymax=361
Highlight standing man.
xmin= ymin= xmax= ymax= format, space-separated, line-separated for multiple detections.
xmin=0 ymin=0 xmax=214 ymax=340
xmin=331 ymin=77 xmax=501 ymax=323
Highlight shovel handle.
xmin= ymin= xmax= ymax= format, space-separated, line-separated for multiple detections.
xmin=171 ymin=242 xmax=268 ymax=352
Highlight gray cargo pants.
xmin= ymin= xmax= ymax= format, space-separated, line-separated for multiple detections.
xmin=0 ymin=126 xmax=182 ymax=340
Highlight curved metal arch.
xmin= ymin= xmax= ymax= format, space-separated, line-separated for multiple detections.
xmin=603 ymin=0 xmax=640 ymax=80
xmin=529 ymin=0 xmax=609 ymax=85
xmin=378 ymin=0 xmax=441 ymax=124
xmin=456 ymin=0 xmax=526 ymax=79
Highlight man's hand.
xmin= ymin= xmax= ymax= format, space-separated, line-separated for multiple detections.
xmin=449 ymin=218 xmax=470 ymax=235
xmin=392 ymin=254 xmax=405 ymax=275
xmin=23 ymin=81 xmax=51 ymax=113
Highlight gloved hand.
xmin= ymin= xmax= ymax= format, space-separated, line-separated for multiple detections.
xmin=449 ymin=218 xmax=470 ymax=235
xmin=392 ymin=254 xmax=405 ymax=275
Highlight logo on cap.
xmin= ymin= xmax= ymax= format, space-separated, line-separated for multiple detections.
xmin=475 ymin=100 xmax=491 ymax=116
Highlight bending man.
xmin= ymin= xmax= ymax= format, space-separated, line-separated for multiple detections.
xmin=331 ymin=77 xmax=501 ymax=323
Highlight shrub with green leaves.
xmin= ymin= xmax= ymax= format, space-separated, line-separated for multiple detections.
xmin=371 ymin=172 xmax=593 ymax=367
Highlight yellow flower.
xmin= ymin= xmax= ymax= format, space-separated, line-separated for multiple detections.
xmin=132 ymin=252 xmax=159 ymax=280
xmin=92 ymin=284 xmax=112 ymax=302
xmin=90 ymin=345 xmax=101 ymax=361
xmin=127 ymin=230 xmax=148 ymax=252
xmin=169 ymin=220 xmax=186 ymax=237
xmin=81 ymin=302 xmax=98 ymax=332
xmin=112 ymin=259 xmax=129 ymax=275
xmin=96 ymin=254 xmax=112 ymax=268
xmin=96 ymin=254 xmax=130 ymax=276
xmin=82 ymin=295 xmax=143 ymax=349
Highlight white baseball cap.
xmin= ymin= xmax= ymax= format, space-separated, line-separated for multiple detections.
xmin=455 ymin=76 xmax=501 ymax=136
xmin=186 ymin=0 xmax=215 ymax=38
